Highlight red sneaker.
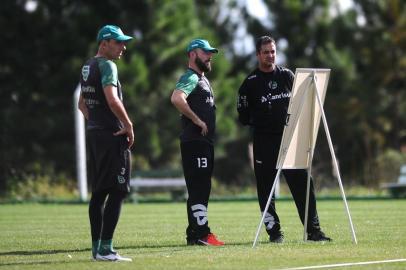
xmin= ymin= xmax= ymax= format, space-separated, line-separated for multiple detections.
xmin=197 ymin=233 xmax=225 ymax=246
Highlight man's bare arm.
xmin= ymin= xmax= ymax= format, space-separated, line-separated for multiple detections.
xmin=171 ymin=89 xmax=207 ymax=136
xmin=104 ymin=85 xmax=134 ymax=148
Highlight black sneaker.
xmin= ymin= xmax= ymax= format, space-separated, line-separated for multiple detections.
xmin=307 ymin=230 xmax=332 ymax=242
xmin=269 ymin=231 xmax=284 ymax=243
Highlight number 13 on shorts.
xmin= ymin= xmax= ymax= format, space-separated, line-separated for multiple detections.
xmin=197 ymin=157 xmax=208 ymax=168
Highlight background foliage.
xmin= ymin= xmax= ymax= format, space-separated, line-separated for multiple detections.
xmin=1 ymin=0 xmax=405 ymax=196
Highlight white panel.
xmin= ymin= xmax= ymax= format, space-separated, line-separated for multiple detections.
xmin=276 ymin=69 xmax=330 ymax=169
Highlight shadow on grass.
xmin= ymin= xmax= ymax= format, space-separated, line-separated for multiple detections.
xmin=0 ymin=240 xmax=258 ymax=257
xmin=0 ymin=248 xmax=90 ymax=256
xmin=0 ymin=249 xmax=94 ymax=267
xmin=0 ymin=241 xmax=293 ymax=267
xmin=0 ymin=242 xmax=190 ymax=257
xmin=0 ymin=259 xmax=94 ymax=267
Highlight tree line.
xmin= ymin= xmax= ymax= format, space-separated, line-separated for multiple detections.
xmin=1 ymin=0 xmax=405 ymax=195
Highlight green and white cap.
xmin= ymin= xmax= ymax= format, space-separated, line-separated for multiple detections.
xmin=97 ymin=25 xmax=133 ymax=42
xmin=186 ymin=39 xmax=218 ymax=53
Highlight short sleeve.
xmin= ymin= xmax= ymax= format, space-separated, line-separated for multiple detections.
xmin=98 ymin=59 xmax=118 ymax=88
xmin=175 ymin=70 xmax=199 ymax=96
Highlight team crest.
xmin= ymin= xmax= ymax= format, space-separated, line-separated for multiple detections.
xmin=117 ymin=175 xmax=125 ymax=184
xmin=82 ymin=65 xmax=90 ymax=81
xmin=268 ymin=81 xmax=277 ymax=90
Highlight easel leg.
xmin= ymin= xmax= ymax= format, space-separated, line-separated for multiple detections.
xmin=314 ymin=85 xmax=358 ymax=244
xmin=252 ymin=169 xmax=282 ymax=248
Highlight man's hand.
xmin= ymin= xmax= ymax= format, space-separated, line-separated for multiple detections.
xmin=104 ymin=85 xmax=134 ymax=148
xmin=114 ymin=124 xmax=134 ymax=148
xmin=194 ymin=119 xmax=208 ymax=136
xmin=171 ymin=89 xmax=208 ymax=136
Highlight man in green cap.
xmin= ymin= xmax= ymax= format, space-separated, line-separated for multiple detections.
xmin=78 ymin=25 xmax=134 ymax=261
xmin=171 ymin=39 xmax=224 ymax=246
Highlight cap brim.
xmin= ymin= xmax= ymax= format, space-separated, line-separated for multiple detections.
xmin=115 ymin=35 xmax=133 ymax=41
xmin=203 ymin=48 xmax=218 ymax=53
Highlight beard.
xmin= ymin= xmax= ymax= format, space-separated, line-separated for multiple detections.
xmin=260 ymin=59 xmax=275 ymax=71
xmin=262 ymin=58 xmax=274 ymax=68
xmin=195 ymin=56 xmax=211 ymax=73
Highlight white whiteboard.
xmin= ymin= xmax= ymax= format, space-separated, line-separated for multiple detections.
xmin=276 ymin=68 xmax=330 ymax=169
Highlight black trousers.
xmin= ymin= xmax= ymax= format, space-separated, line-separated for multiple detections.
xmin=87 ymin=130 xmax=131 ymax=242
xmin=87 ymin=130 xmax=131 ymax=193
xmin=253 ymin=131 xmax=321 ymax=235
xmin=180 ymin=140 xmax=213 ymax=241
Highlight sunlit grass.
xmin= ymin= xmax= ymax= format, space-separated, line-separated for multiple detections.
xmin=0 ymin=199 xmax=405 ymax=270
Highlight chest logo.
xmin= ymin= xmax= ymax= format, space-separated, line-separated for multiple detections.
xmin=82 ymin=65 xmax=90 ymax=82
xmin=268 ymin=80 xmax=278 ymax=90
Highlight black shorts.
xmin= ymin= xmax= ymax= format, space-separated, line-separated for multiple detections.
xmin=87 ymin=130 xmax=131 ymax=193
xmin=180 ymin=140 xmax=214 ymax=181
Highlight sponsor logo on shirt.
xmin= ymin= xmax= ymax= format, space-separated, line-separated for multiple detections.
xmin=81 ymin=86 xmax=95 ymax=93
xmin=201 ymin=85 xmax=211 ymax=93
xmin=84 ymin=99 xmax=100 ymax=107
xmin=270 ymin=92 xmax=291 ymax=100
xmin=205 ymin=96 xmax=214 ymax=106
xmin=260 ymin=92 xmax=291 ymax=103
xmin=82 ymin=65 xmax=90 ymax=81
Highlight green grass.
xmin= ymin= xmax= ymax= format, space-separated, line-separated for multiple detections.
xmin=0 ymin=199 xmax=405 ymax=270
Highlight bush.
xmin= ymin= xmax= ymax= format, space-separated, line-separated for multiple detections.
xmin=4 ymin=171 xmax=77 ymax=202
xmin=375 ymin=149 xmax=406 ymax=184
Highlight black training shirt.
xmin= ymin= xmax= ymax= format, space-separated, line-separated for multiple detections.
xmin=80 ymin=57 xmax=124 ymax=132
xmin=237 ymin=66 xmax=294 ymax=133
xmin=175 ymin=68 xmax=216 ymax=144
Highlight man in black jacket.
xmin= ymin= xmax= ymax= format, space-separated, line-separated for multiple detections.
xmin=237 ymin=36 xmax=331 ymax=243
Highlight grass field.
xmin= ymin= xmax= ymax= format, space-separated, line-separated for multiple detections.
xmin=0 ymin=199 xmax=405 ymax=270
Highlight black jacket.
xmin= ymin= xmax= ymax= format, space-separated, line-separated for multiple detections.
xmin=237 ymin=66 xmax=294 ymax=133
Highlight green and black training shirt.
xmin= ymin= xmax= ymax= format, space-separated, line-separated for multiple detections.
xmin=80 ymin=57 xmax=124 ymax=131
xmin=175 ymin=68 xmax=216 ymax=144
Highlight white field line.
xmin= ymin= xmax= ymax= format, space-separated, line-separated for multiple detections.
xmin=273 ymin=258 xmax=406 ymax=270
